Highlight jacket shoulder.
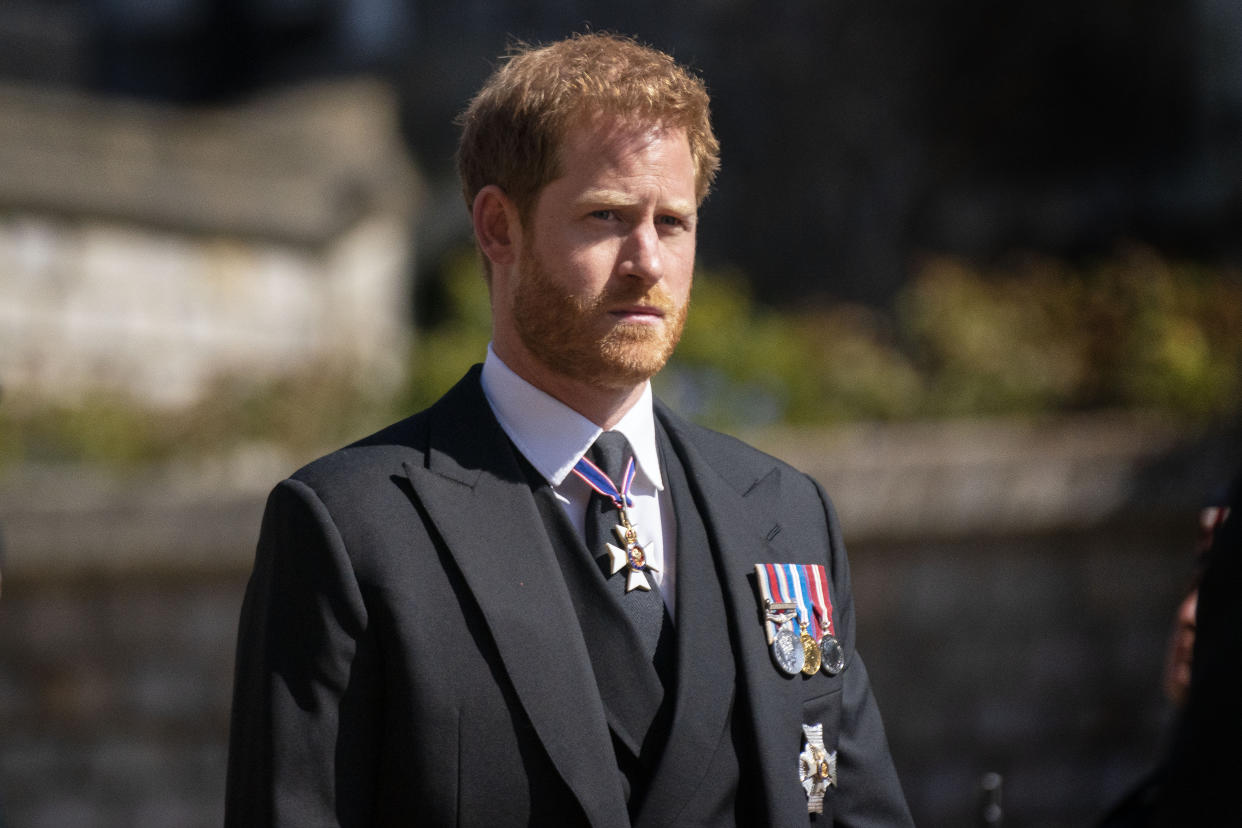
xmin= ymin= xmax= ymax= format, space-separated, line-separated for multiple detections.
xmin=287 ymin=409 xmax=429 ymax=493
xmin=287 ymin=364 xmax=488 ymax=494
xmin=655 ymin=401 xmax=816 ymax=497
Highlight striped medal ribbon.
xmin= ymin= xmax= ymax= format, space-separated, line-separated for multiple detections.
xmin=754 ymin=563 xmax=805 ymax=675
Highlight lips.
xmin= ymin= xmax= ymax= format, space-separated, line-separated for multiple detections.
xmin=610 ymin=304 xmax=666 ymax=321
xmin=605 ymin=288 xmax=676 ymax=321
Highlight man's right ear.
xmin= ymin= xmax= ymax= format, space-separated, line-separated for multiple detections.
xmin=472 ymin=185 xmax=520 ymax=268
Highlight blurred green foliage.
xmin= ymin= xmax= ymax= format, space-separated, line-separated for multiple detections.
xmin=0 ymin=369 xmax=395 ymax=470
xmin=661 ymin=271 xmax=924 ymax=425
xmin=399 ymin=244 xmax=1242 ymax=429
xmin=2 ymin=244 xmax=1239 ymax=469
xmin=900 ymin=247 xmax=1242 ymax=420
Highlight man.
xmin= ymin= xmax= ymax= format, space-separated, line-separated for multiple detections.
xmin=226 ymin=33 xmax=911 ymax=826
xmin=1150 ymin=470 xmax=1242 ymax=825
xmin=1098 ymin=490 xmax=1232 ymax=827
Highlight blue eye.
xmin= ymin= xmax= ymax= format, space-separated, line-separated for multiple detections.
xmin=658 ymin=214 xmax=692 ymax=230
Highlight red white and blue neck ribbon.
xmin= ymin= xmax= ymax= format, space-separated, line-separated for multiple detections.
xmin=572 ymin=454 xmax=637 ymax=510
xmin=574 ymin=450 xmax=656 ymax=592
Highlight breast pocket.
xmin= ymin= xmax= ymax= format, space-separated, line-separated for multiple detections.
xmin=801 ymin=677 xmax=844 ymax=739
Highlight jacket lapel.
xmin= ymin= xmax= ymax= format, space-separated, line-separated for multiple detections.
xmin=655 ymin=405 xmax=812 ymax=827
xmin=401 ymin=369 xmax=629 ymax=828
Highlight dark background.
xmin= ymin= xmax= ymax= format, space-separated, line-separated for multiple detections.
xmin=6 ymin=0 xmax=1240 ymax=308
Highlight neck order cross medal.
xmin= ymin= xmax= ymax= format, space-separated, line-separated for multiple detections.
xmin=573 ymin=453 xmax=658 ymax=592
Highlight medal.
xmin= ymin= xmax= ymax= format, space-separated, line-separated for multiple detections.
xmin=755 ymin=563 xmax=826 ymax=678
xmin=786 ymin=566 xmax=823 ymax=676
xmin=771 ymin=625 xmax=804 ymax=675
xmin=604 ymin=513 xmax=658 ymax=591
xmin=755 ymin=563 xmax=806 ymax=677
xmin=763 ymin=599 xmax=802 ymax=675
xmin=755 ymin=563 xmax=847 ymax=678
xmin=799 ymin=722 xmax=837 ymax=813
xmin=574 ymin=453 xmax=656 ymax=592
xmin=819 ymin=635 xmax=845 ymax=676
xmin=800 ymin=630 xmax=822 ymax=675
xmin=804 ymin=563 xmax=846 ymax=676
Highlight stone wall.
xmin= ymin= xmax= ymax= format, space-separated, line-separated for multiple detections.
xmin=1 ymin=573 xmax=239 ymax=828
xmin=0 ymin=79 xmax=418 ymax=407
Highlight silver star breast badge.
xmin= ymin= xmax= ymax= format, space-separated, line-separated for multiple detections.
xmin=799 ymin=722 xmax=837 ymax=814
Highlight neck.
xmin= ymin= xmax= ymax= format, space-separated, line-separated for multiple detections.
xmin=538 ymin=374 xmax=647 ymax=430
xmin=493 ymin=341 xmax=647 ymax=429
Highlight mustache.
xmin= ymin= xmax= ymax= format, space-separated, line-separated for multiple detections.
xmin=598 ymin=283 xmax=679 ymax=314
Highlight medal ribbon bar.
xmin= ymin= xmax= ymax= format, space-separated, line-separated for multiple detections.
xmin=792 ymin=565 xmax=821 ymax=640
xmin=776 ymin=564 xmax=814 ymax=638
xmin=758 ymin=563 xmax=838 ymax=642
xmin=754 ymin=564 xmax=799 ymax=644
xmin=806 ymin=564 xmax=835 ymax=638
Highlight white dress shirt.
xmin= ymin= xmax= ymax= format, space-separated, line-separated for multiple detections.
xmin=480 ymin=345 xmax=676 ymax=615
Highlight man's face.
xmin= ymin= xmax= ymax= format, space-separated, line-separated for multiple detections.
xmin=497 ymin=117 xmax=698 ymax=392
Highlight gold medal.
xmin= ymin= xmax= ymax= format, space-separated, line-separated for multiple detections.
xmin=800 ymin=628 xmax=821 ymax=675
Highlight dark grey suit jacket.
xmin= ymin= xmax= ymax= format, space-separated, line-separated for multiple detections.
xmin=226 ymin=366 xmax=911 ymax=826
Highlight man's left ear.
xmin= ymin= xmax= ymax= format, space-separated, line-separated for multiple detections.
xmin=472 ymin=185 xmax=520 ymax=268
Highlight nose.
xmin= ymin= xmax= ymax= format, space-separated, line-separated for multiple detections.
xmin=618 ymin=220 xmax=663 ymax=285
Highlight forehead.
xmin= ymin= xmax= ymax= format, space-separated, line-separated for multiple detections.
xmin=552 ymin=116 xmax=695 ymax=192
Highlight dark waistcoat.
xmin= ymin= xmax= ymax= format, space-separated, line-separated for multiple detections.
xmin=520 ymin=424 xmax=757 ymax=826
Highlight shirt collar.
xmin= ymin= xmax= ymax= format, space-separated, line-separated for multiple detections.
xmin=480 ymin=344 xmax=664 ymax=491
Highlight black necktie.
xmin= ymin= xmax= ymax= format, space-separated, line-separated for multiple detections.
xmin=583 ymin=431 xmax=667 ymax=662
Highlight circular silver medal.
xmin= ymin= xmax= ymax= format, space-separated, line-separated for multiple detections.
xmin=771 ymin=626 xmax=805 ymax=675
xmin=819 ymin=635 xmax=846 ymax=676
